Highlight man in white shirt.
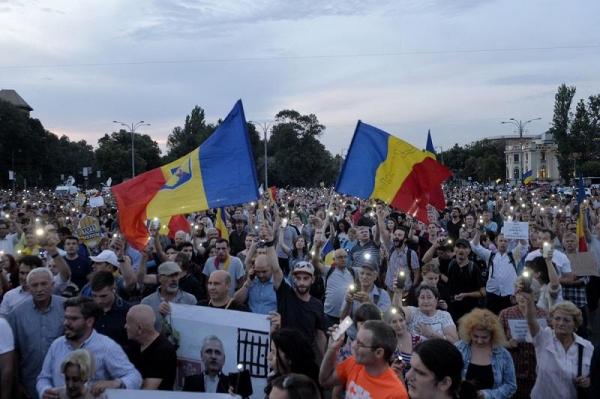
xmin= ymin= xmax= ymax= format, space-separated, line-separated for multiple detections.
xmin=0 ymin=219 xmax=20 ymax=256
xmin=0 ymin=317 xmax=15 ymax=399
xmin=471 ymin=229 xmax=527 ymax=314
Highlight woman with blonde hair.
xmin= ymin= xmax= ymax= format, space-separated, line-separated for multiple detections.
xmin=455 ymin=308 xmax=516 ymax=399
xmin=524 ymin=296 xmax=593 ymax=399
xmin=57 ymin=349 xmax=96 ymax=399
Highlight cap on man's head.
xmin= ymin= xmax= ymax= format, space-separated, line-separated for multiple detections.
xmin=158 ymin=261 xmax=182 ymax=276
xmin=360 ymin=262 xmax=379 ymax=273
xmin=291 ymin=261 xmax=314 ymax=276
xmin=90 ymin=250 xmax=119 ymax=268
xmin=454 ymin=238 xmax=471 ymax=248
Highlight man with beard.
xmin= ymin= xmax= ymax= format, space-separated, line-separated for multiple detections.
xmin=8 ymin=268 xmax=64 ymax=399
xmin=37 ymin=296 xmax=141 ymax=398
xmin=272 ymin=255 xmax=326 ymax=358
xmin=446 ymin=238 xmax=484 ymax=321
xmin=182 ymin=335 xmax=231 ymax=393
xmin=377 ymin=207 xmax=420 ymax=295
xmin=446 ymin=207 xmax=463 ymax=243
xmin=141 ymin=261 xmax=197 ymax=333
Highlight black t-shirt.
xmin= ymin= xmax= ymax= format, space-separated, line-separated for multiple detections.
xmin=276 ymin=281 xmax=325 ymax=344
xmin=94 ymin=298 xmax=131 ymax=349
xmin=64 ymin=255 xmax=92 ymax=289
xmin=129 ymin=334 xmax=177 ymax=391
xmin=198 ymin=299 xmax=249 ymax=312
xmin=179 ymin=273 xmax=206 ymax=303
xmin=446 ymin=219 xmax=462 ymax=242
xmin=446 ymin=260 xmax=483 ymax=320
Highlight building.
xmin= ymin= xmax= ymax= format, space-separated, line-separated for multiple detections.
xmin=0 ymin=89 xmax=33 ymax=116
xmin=504 ymin=132 xmax=559 ymax=184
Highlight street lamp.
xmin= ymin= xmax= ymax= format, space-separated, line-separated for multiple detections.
xmin=250 ymin=120 xmax=272 ymax=189
xmin=500 ymin=117 xmax=541 ymax=184
xmin=435 ymin=146 xmax=444 ymax=164
xmin=112 ymin=120 xmax=150 ymax=178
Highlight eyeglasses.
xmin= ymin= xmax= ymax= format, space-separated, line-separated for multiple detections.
xmin=354 ymin=339 xmax=377 ymax=350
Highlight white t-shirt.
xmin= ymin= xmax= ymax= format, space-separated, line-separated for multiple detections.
xmin=406 ymin=307 xmax=455 ymax=340
xmin=0 ymin=317 xmax=14 ymax=354
xmin=525 ymin=249 xmax=572 ymax=275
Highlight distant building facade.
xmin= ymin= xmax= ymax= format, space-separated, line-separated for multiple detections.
xmin=504 ymin=132 xmax=559 ymax=184
xmin=0 ymin=89 xmax=33 ymax=116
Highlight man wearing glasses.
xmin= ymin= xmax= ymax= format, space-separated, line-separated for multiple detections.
xmin=319 ymin=320 xmax=408 ymax=399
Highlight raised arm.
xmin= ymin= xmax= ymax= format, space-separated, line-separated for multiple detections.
xmin=376 ymin=205 xmax=391 ymax=249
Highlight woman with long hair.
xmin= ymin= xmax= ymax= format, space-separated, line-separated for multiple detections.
xmin=0 ymin=253 xmax=18 ymax=289
xmin=385 ymin=307 xmax=421 ymax=381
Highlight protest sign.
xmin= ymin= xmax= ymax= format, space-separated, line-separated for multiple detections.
xmin=75 ymin=193 xmax=86 ymax=207
xmin=106 ymin=389 xmax=230 ymax=398
xmin=508 ymin=318 xmax=548 ymax=342
xmin=76 ymin=216 xmax=102 ymax=247
xmin=501 ymin=221 xmax=529 ymax=240
xmin=566 ymin=252 xmax=600 ymax=277
xmin=89 ymin=195 xmax=105 ymax=208
xmin=170 ymin=304 xmax=270 ymax=398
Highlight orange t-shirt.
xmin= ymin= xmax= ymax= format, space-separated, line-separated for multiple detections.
xmin=336 ymin=356 xmax=409 ymax=399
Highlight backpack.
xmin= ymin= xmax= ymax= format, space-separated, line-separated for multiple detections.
xmin=487 ymin=252 xmax=517 ymax=279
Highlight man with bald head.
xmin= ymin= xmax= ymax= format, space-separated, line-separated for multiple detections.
xmin=125 ymin=304 xmax=177 ymax=390
xmin=199 ymin=270 xmax=249 ymax=311
xmin=233 ymin=254 xmax=277 ymax=314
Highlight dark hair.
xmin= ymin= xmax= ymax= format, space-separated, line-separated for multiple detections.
xmin=413 ymin=339 xmax=477 ymax=399
xmin=164 ymin=245 xmax=176 ymax=253
xmin=64 ymin=296 xmax=102 ymax=321
xmin=90 ymin=271 xmax=115 ymax=292
xmin=540 ymin=228 xmax=555 ymax=240
xmin=270 ymin=373 xmax=322 ymax=399
xmin=64 ymin=236 xmax=79 ymax=244
xmin=355 ymin=303 xmax=383 ymax=323
xmin=177 ymin=241 xmax=193 ymax=251
xmin=415 ymin=283 xmax=440 ymax=299
xmin=216 ymin=238 xmax=229 ymax=246
xmin=19 ymin=255 xmax=43 ymax=269
xmin=361 ymin=320 xmax=397 ymax=362
xmin=57 ymin=227 xmax=72 ymax=236
xmin=270 ymin=328 xmax=319 ymax=383
xmin=527 ymin=256 xmax=552 ymax=284
xmin=3 ymin=254 xmax=19 ymax=288
xmin=174 ymin=252 xmax=192 ymax=272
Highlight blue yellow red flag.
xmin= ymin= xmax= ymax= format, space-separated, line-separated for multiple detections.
xmin=336 ymin=121 xmax=452 ymax=223
xmin=424 ymin=129 xmax=446 ymax=211
xmin=522 ymin=170 xmax=534 ymax=185
xmin=112 ymin=100 xmax=259 ymax=249
xmin=215 ymin=207 xmax=229 ymax=241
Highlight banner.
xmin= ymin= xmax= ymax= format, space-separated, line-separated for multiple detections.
xmin=170 ymin=304 xmax=270 ymax=398
xmin=76 ymin=216 xmax=102 ymax=248
xmin=501 ymin=221 xmax=529 ymax=240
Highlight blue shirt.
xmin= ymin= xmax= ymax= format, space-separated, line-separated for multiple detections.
xmin=247 ymin=277 xmax=277 ymax=314
xmin=455 ymin=340 xmax=517 ymax=399
xmin=37 ymin=330 xmax=142 ymax=397
xmin=7 ymin=296 xmax=65 ymax=399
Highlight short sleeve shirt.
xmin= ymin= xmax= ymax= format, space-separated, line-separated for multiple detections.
xmin=129 ymin=334 xmax=177 ymax=391
xmin=336 ymin=356 xmax=408 ymax=399
xmin=203 ymin=256 xmax=245 ymax=297
xmin=406 ymin=307 xmax=455 ymax=340
xmin=276 ymin=281 xmax=325 ymax=344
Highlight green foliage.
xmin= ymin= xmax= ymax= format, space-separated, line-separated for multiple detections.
xmin=0 ymin=100 xmax=94 ymax=188
xmin=95 ymin=130 xmax=161 ymax=182
xmin=550 ymin=84 xmax=600 ymax=180
xmin=266 ymin=110 xmax=337 ymax=187
xmin=165 ymin=106 xmax=215 ymax=161
xmin=440 ymin=139 xmax=505 ymax=182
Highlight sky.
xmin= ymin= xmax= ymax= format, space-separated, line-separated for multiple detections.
xmin=1 ymin=0 xmax=599 ymax=157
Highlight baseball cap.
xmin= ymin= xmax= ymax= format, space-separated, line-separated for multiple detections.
xmin=291 ymin=261 xmax=314 ymax=276
xmin=454 ymin=238 xmax=471 ymax=248
xmin=158 ymin=261 xmax=182 ymax=276
xmin=90 ymin=250 xmax=119 ymax=268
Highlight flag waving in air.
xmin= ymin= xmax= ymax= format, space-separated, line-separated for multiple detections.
xmin=424 ymin=129 xmax=446 ymax=211
xmin=336 ymin=121 xmax=452 ymax=223
xmin=112 ymin=100 xmax=259 ymax=249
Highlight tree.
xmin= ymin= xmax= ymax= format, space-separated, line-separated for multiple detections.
xmin=550 ymin=84 xmax=577 ymax=179
xmin=95 ymin=131 xmax=161 ymax=183
xmin=440 ymin=139 xmax=505 ymax=183
xmin=165 ymin=106 xmax=215 ymax=161
xmin=267 ymin=110 xmax=337 ymax=186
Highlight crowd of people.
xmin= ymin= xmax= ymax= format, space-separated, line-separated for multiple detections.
xmin=0 ymin=184 xmax=599 ymax=398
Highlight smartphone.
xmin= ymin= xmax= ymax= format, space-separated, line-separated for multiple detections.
xmin=542 ymin=242 xmax=551 ymax=258
xmin=281 ymin=218 xmax=288 ymax=228
xmin=332 ymin=316 xmax=354 ymax=341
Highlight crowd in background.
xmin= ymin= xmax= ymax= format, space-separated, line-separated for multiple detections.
xmin=0 ymin=184 xmax=599 ymax=398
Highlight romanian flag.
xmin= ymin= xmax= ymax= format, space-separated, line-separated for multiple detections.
xmin=215 ymin=207 xmax=229 ymax=241
xmin=155 ymin=215 xmax=191 ymax=240
xmin=112 ymin=100 xmax=259 ymax=249
xmin=268 ymin=186 xmax=278 ymax=203
xmin=576 ymin=176 xmax=588 ymax=252
xmin=522 ymin=170 xmax=533 ymax=185
xmin=424 ymin=129 xmax=446 ymax=211
xmin=321 ymin=237 xmax=335 ymax=266
xmin=336 ymin=121 xmax=452 ymax=223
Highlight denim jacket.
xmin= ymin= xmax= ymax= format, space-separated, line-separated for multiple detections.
xmin=455 ymin=340 xmax=517 ymax=399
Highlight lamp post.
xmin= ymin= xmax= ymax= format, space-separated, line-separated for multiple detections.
xmin=435 ymin=145 xmax=444 ymax=164
xmin=501 ymin=117 xmax=541 ymax=184
xmin=251 ymin=121 xmax=272 ymax=189
xmin=112 ymin=120 xmax=150 ymax=178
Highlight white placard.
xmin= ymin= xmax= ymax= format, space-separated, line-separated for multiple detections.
xmin=89 ymin=196 xmax=105 ymax=208
xmin=508 ymin=318 xmax=548 ymax=342
xmin=501 ymin=222 xmax=529 ymax=240
xmin=170 ymin=304 xmax=270 ymax=398
xmin=106 ymin=389 xmax=230 ymax=398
